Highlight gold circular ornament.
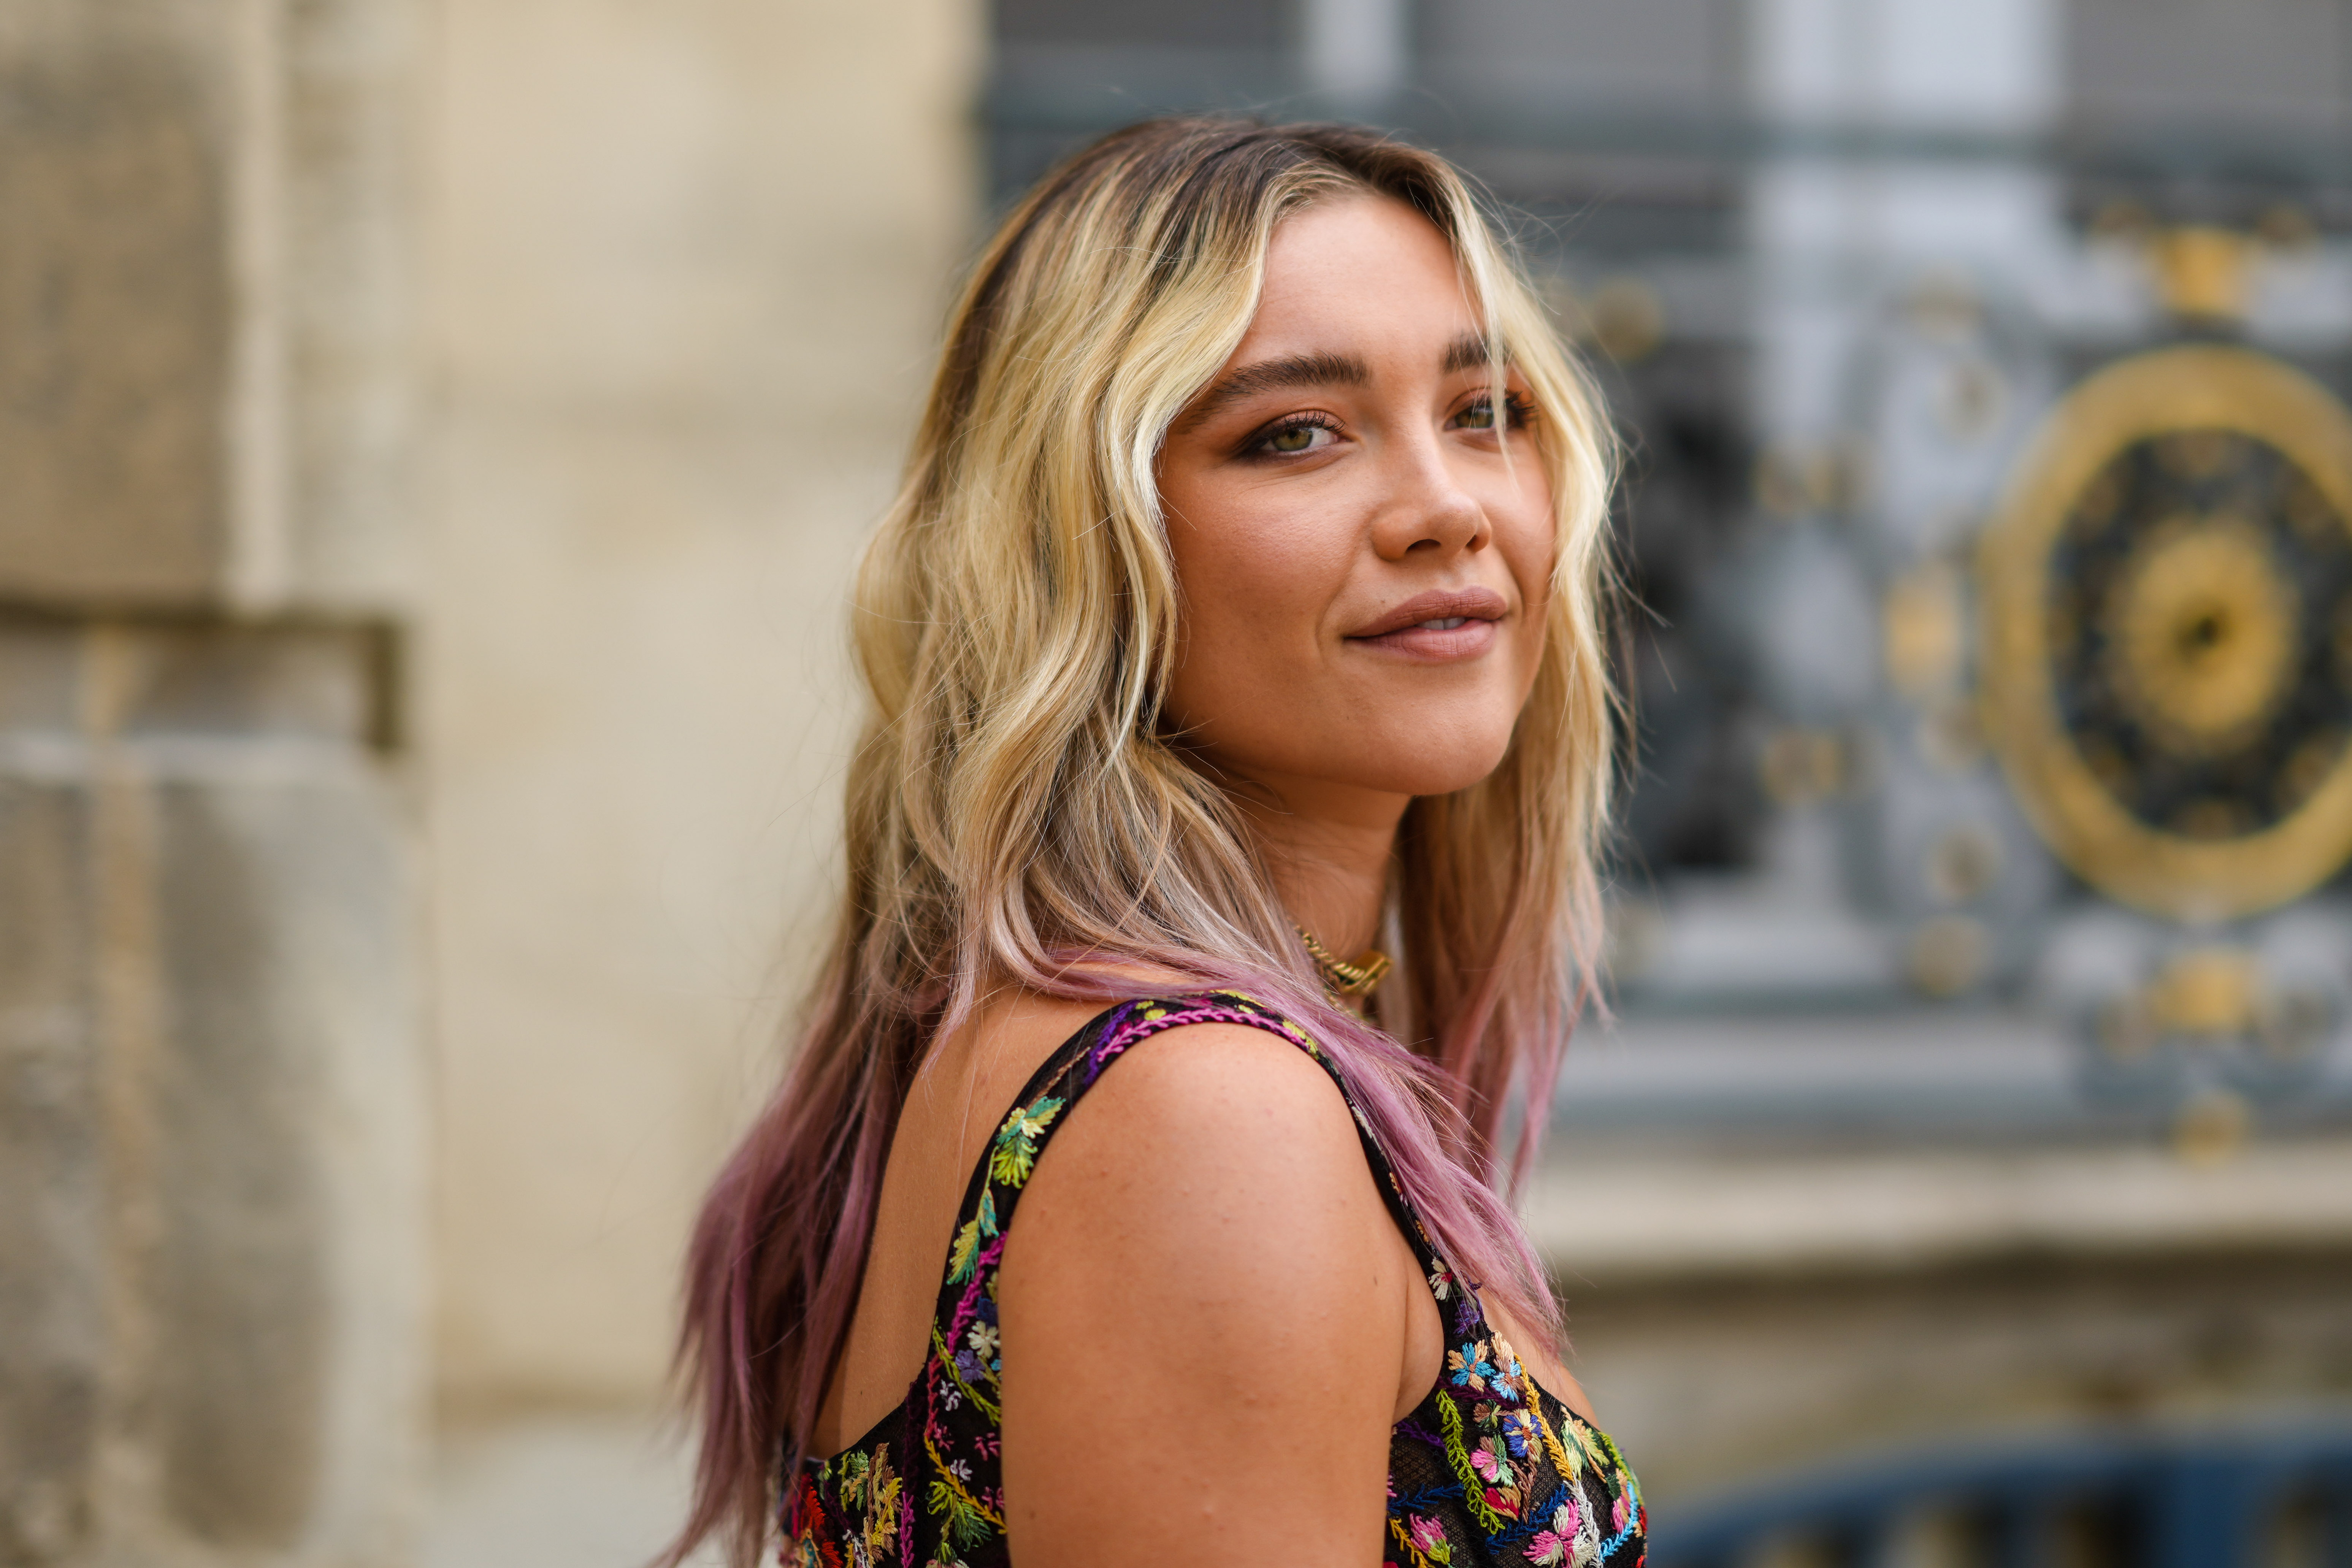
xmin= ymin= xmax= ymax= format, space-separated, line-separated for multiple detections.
xmin=2105 ymin=514 xmax=2297 ymax=753
xmin=1979 ymin=345 xmax=2352 ymax=919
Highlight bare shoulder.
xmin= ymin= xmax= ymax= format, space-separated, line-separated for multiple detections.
xmin=996 ymin=1018 xmax=1413 ymax=1563
xmin=940 ymin=982 xmax=1354 ymax=1174
xmin=1048 ymin=1015 xmax=1358 ymax=1157
xmin=1000 ymin=1016 xmax=1378 ymax=1263
xmin=1004 ymin=1015 xmax=1402 ymax=1350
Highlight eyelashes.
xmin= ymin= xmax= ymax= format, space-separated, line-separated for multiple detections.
xmin=1238 ymin=393 xmax=1538 ymax=460
xmin=1454 ymin=392 xmax=1537 ymax=433
xmin=1245 ymin=412 xmax=1343 ymax=458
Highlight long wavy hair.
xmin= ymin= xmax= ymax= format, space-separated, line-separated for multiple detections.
xmin=666 ymin=117 xmax=1619 ymax=1568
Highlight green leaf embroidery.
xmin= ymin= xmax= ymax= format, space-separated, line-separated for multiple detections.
xmin=1437 ymin=1391 xmax=1508 ymax=1534
xmin=986 ymin=1095 xmax=1064 ymax=1186
xmin=945 ymin=1216 xmax=981 ymax=1284
xmin=944 ymin=1191 xmax=1001 ymax=1286
xmin=928 ymin=1478 xmax=993 ymax=1551
xmin=862 ymin=1445 xmax=900 ymax=1552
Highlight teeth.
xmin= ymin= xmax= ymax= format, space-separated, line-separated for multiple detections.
xmin=1416 ymin=617 xmax=1468 ymax=630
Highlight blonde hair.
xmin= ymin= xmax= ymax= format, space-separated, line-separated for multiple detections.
xmin=671 ymin=117 xmax=1618 ymax=1568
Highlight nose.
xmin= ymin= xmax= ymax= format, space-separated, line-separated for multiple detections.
xmin=1368 ymin=431 xmax=1490 ymax=562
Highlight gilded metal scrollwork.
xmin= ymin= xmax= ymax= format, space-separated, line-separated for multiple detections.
xmin=1978 ymin=345 xmax=2352 ymax=919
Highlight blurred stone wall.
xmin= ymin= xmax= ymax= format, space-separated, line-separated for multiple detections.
xmin=0 ymin=0 xmax=426 ymax=1563
xmin=1526 ymin=1134 xmax=2352 ymax=1507
xmin=421 ymin=0 xmax=983 ymax=1414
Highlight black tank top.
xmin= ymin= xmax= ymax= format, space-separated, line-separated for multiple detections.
xmin=785 ymin=991 xmax=1646 ymax=1568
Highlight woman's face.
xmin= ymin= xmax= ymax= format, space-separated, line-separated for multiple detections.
xmin=1157 ymin=194 xmax=1554 ymax=819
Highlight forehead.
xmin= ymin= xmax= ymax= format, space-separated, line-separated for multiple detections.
xmin=1240 ymin=193 xmax=1479 ymax=357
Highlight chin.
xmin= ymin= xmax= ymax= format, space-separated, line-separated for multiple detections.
xmin=1311 ymin=719 xmax=1519 ymax=799
xmin=1366 ymin=758 xmax=1513 ymax=799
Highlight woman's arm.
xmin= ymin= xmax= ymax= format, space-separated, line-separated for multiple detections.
xmin=998 ymin=1022 xmax=1427 ymax=1566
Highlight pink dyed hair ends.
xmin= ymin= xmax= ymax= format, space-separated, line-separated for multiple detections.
xmin=668 ymin=954 xmax=908 ymax=1566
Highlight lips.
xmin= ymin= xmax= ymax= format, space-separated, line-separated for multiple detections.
xmin=1346 ymin=587 xmax=1510 ymax=641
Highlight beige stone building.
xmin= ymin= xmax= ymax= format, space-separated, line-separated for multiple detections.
xmin=1 ymin=1 xmax=979 ymax=1561
xmin=1 ymin=1 xmax=427 ymax=1562
xmin=421 ymin=0 xmax=980 ymax=1422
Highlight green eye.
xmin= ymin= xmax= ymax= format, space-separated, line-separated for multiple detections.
xmin=1256 ymin=420 xmax=1334 ymax=455
xmin=1458 ymin=402 xmax=1497 ymax=429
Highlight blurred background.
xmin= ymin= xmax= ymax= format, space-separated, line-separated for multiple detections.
xmin=4 ymin=2 xmax=2351 ymax=1566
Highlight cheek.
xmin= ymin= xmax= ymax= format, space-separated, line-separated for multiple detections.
xmin=1156 ymin=448 xmax=1559 ymax=796
xmin=1496 ymin=480 xmax=1557 ymax=675
xmin=1161 ymin=487 xmax=1345 ymax=725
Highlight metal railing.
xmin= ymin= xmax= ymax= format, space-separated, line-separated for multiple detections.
xmin=1647 ymin=1424 xmax=2352 ymax=1568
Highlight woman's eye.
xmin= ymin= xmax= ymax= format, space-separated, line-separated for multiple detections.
xmin=1257 ymin=421 xmax=1335 ymax=455
xmin=1453 ymin=393 xmax=1532 ymax=434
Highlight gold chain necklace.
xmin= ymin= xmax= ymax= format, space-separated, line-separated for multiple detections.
xmin=1296 ymin=924 xmax=1392 ymax=1003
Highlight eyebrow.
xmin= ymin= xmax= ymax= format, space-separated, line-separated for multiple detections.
xmin=1178 ymin=332 xmax=1508 ymax=430
xmin=1442 ymin=331 xmax=1505 ymax=376
xmin=1179 ymin=349 xmax=1367 ymax=428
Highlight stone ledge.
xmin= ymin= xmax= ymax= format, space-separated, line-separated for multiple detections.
xmin=1524 ymin=1137 xmax=2352 ymax=1284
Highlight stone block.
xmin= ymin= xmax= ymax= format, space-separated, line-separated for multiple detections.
xmin=284 ymin=0 xmax=422 ymax=611
xmin=0 ymin=615 xmax=423 ymax=1568
xmin=0 ymin=0 xmax=420 ymax=615
xmin=147 ymin=780 xmax=335 ymax=1548
xmin=1563 ymin=1230 xmax=2352 ymax=1507
xmin=121 ymin=621 xmax=389 ymax=747
xmin=0 ymin=618 xmax=81 ymax=735
xmin=0 ymin=43 xmax=230 ymax=603
xmin=0 ymin=778 xmax=102 ymax=1567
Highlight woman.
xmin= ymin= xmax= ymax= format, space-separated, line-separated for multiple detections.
xmin=666 ymin=118 xmax=1638 ymax=1568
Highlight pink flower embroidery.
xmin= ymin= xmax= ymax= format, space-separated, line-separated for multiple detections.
xmin=1525 ymin=1498 xmax=1583 ymax=1565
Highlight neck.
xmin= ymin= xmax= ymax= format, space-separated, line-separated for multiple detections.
xmin=1228 ymin=771 xmax=1408 ymax=961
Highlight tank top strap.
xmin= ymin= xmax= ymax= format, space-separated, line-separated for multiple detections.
xmin=926 ymin=990 xmax=1464 ymax=1389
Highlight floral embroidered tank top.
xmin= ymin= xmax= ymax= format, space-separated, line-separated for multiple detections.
xmin=785 ymin=991 xmax=1646 ymax=1568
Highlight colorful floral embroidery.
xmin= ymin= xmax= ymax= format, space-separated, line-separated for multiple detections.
xmin=1527 ymin=1495 xmax=1586 ymax=1566
xmin=782 ymin=992 xmax=1645 ymax=1568
xmin=1450 ymin=1337 xmax=1500 ymax=1393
